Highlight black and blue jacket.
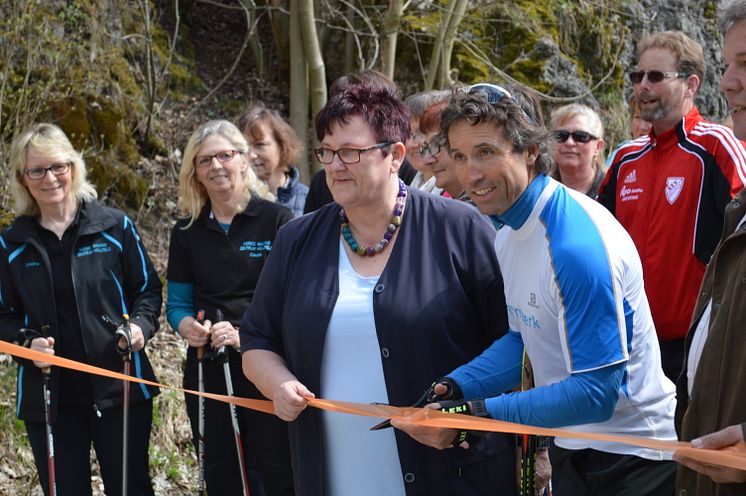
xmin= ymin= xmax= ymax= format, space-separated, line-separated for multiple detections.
xmin=0 ymin=199 xmax=162 ymax=422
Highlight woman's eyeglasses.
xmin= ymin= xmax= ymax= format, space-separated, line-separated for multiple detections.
xmin=314 ymin=142 xmax=391 ymax=164
xmin=23 ymin=162 xmax=71 ymax=181
xmin=419 ymin=141 xmax=441 ymax=158
xmin=553 ymin=130 xmax=599 ymax=143
xmin=628 ymin=71 xmax=688 ymax=84
xmin=193 ymin=150 xmax=240 ymax=168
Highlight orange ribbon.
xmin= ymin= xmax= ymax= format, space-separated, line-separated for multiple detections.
xmin=3 ymin=339 xmax=745 ymax=471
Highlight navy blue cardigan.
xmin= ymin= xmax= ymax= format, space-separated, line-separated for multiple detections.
xmin=241 ymin=188 xmax=514 ymax=495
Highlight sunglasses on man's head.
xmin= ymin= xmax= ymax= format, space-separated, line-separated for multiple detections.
xmin=628 ymin=70 xmax=688 ymax=84
xmin=466 ymin=83 xmax=513 ymax=104
xmin=553 ymin=130 xmax=598 ymax=143
xmin=465 ymin=83 xmax=535 ymax=124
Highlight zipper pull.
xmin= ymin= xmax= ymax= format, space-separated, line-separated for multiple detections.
xmin=93 ymin=403 xmax=102 ymax=418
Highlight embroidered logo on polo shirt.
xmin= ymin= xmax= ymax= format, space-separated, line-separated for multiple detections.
xmin=665 ymin=177 xmax=685 ymax=205
xmin=528 ymin=292 xmax=539 ymax=309
xmin=239 ymin=240 xmax=272 ymax=258
xmin=624 ymin=170 xmax=637 ymax=184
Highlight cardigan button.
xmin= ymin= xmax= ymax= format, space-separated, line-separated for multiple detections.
xmin=404 ymin=472 xmax=415 ymax=483
xmin=381 ymin=347 xmax=390 ymax=358
xmin=678 ymin=489 xmax=688 ymax=496
xmin=375 ymin=283 xmax=385 ymax=293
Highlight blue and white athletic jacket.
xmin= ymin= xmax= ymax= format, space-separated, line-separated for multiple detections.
xmin=0 ymin=199 xmax=162 ymax=422
xmin=452 ymin=174 xmax=677 ymax=460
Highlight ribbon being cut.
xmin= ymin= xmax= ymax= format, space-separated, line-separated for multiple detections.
xmin=3 ymin=339 xmax=745 ymax=472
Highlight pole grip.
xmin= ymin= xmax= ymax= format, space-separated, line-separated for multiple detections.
xmin=215 ymin=309 xmax=228 ymax=358
xmin=196 ymin=310 xmax=206 ymax=360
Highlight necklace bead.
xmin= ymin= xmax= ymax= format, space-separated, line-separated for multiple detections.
xmin=340 ymin=179 xmax=407 ymax=257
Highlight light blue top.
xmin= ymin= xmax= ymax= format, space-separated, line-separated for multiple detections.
xmin=319 ymin=241 xmax=405 ymax=496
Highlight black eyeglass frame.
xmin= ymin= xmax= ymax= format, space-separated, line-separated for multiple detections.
xmin=23 ymin=161 xmax=71 ymax=181
xmin=553 ymin=130 xmax=599 ymax=144
xmin=628 ymin=70 xmax=689 ymax=84
xmin=193 ymin=149 xmax=241 ymax=168
xmin=419 ymin=141 xmax=442 ymax=158
xmin=313 ymin=142 xmax=392 ymax=165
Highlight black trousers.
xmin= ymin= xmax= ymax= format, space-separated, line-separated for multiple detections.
xmin=26 ymin=399 xmax=154 ymax=496
xmin=550 ymin=444 xmax=675 ymax=496
xmin=659 ymin=337 xmax=685 ymax=383
xmin=184 ymin=349 xmax=294 ymax=496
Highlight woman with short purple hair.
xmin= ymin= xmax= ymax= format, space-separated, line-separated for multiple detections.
xmin=240 ymin=84 xmax=516 ymax=495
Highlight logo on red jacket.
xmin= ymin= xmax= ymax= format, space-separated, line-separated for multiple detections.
xmin=624 ymin=170 xmax=637 ymax=184
xmin=665 ymin=177 xmax=685 ymax=205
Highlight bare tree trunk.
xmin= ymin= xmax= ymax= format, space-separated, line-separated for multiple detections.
xmin=239 ymin=0 xmax=267 ymax=78
xmin=297 ymin=0 xmax=326 ymax=162
xmin=269 ymin=0 xmax=290 ymax=82
xmin=439 ymin=0 xmax=469 ymax=88
xmin=424 ymin=0 xmax=454 ymax=90
xmin=381 ymin=0 xmax=404 ymax=79
xmin=344 ymin=2 xmax=356 ymax=74
xmin=136 ymin=0 xmax=157 ymax=140
xmin=289 ymin=0 xmax=310 ymax=179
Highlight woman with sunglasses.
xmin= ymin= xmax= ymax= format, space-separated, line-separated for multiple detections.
xmin=166 ymin=120 xmax=294 ymax=495
xmin=240 ymin=83 xmax=516 ymax=495
xmin=0 ymin=123 xmax=162 ymax=495
xmin=550 ymin=104 xmax=607 ymax=197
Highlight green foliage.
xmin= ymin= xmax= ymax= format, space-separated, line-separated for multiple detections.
xmin=445 ymin=0 xmax=631 ymax=150
xmin=0 ymin=0 xmax=196 ymax=213
xmin=0 ymin=359 xmax=37 ymax=490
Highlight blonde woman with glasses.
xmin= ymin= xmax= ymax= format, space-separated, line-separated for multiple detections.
xmin=166 ymin=120 xmax=294 ymax=496
xmin=0 ymin=123 xmax=162 ymax=495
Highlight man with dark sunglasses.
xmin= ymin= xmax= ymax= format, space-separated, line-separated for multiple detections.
xmin=673 ymin=2 xmax=746 ymax=494
xmin=598 ymin=31 xmax=746 ymax=385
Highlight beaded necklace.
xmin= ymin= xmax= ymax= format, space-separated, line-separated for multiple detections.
xmin=340 ymin=179 xmax=407 ymax=256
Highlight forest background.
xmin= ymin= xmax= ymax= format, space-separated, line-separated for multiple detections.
xmin=0 ymin=0 xmax=726 ymax=493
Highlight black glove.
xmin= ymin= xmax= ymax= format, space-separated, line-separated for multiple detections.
xmin=369 ymin=377 xmax=464 ymax=431
xmin=437 ymin=398 xmax=490 ymax=447
xmin=438 ymin=399 xmax=489 ymax=418
xmin=415 ymin=376 xmax=464 ymax=406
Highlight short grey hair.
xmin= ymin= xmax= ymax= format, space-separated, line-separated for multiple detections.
xmin=719 ymin=0 xmax=746 ymax=34
xmin=404 ymin=90 xmax=450 ymax=118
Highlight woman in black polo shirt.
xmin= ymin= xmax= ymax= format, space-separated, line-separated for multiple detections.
xmin=166 ymin=120 xmax=294 ymax=495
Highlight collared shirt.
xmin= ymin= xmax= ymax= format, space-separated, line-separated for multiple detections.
xmin=167 ymin=197 xmax=293 ymax=326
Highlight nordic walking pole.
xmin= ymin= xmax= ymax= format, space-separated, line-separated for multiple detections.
xmin=215 ymin=309 xmax=250 ymax=496
xmin=195 ymin=310 xmax=207 ymax=496
xmin=37 ymin=325 xmax=58 ymax=496
xmin=115 ymin=314 xmax=133 ymax=496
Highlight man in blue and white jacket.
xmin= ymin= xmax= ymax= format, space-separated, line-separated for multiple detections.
xmin=395 ymin=83 xmax=678 ymax=495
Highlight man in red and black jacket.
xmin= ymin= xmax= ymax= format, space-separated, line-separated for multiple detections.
xmin=598 ymin=30 xmax=746 ymax=382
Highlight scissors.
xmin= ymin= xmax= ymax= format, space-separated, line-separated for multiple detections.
xmin=369 ymin=379 xmax=458 ymax=430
